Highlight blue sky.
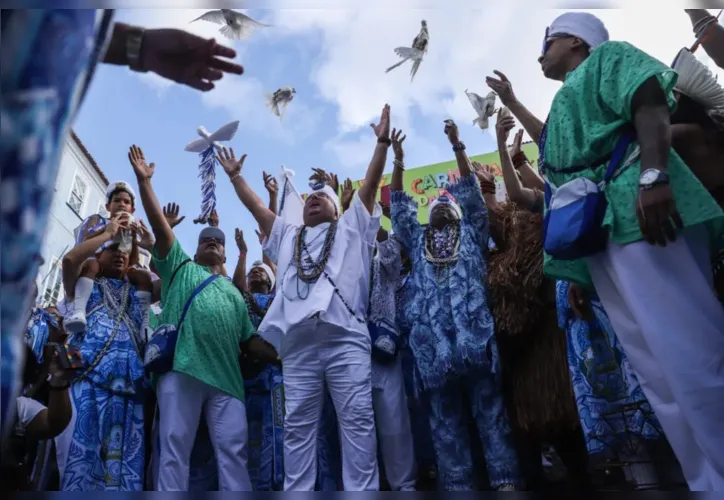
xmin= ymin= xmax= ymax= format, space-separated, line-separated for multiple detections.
xmin=72 ymin=8 xmax=711 ymax=270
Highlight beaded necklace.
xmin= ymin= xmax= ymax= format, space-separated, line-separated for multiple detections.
xmin=424 ymin=221 xmax=461 ymax=284
xmin=242 ymin=289 xmax=273 ymax=320
xmin=293 ymin=221 xmax=338 ymax=284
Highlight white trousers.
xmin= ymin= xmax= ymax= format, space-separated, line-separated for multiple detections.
xmin=372 ymin=356 xmax=417 ymax=491
xmin=280 ymin=318 xmax=379 ymax=491
xmin=587 ymin=225 xmax=724 ymax=492
xmin=155 ymin=371 xmax=252 ymax=491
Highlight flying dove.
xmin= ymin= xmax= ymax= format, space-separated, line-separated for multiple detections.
xmin=466 ymin=90 xmax=498 ymax=130
xmin=385 ymin=20 xmax=429 ymax=82
xmin=265 ymin=87 xmax=296 ymax=119
xmin=190 ymin=9 xmax=270 ymax=41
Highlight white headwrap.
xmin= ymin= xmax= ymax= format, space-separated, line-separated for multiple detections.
xmin=428 ymin=195 xmax=461 ymax=220
xmin=248 ymin=260 xmax=275 ymax=289
xmin=547 ymin=12 xmax=609 ymax=53
xmin=307 ymin=184 xmax=341 ymax=216
xmin=106 ymin=181 xmax=136 ymax=204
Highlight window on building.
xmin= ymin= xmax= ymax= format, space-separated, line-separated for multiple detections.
xmin=41 ymin=257 xmax=64 ymax=307
xmin=68 ymin=172 xmax=88 ymax=216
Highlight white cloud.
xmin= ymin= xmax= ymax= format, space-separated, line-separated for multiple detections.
xmin=268 ymin=7 xmax=718 ymax=168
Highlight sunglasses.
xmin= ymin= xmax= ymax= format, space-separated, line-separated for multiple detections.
xmin=541 ymin=27 xmax=571 ymax=55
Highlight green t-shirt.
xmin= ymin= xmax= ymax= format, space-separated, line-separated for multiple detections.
xmin=543 ymin=41 xmax=724 ymax=288
xmin=152 ymin=239 xmax=253 ymax=400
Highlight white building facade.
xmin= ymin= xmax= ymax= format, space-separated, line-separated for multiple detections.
xmin=37 ymin=131 xmax=150 ymax=308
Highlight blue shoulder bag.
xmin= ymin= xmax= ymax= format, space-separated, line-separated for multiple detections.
xmin=144 ymin=260 xmax=220 ymax=374
xmin=541 ymin=125 xmax=635 ymax=261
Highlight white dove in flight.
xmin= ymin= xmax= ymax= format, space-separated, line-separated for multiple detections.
xmin=385 ymin=20 xmax=429 ymax=82
xmin=266 ymin=87 xmax=297 ymax=120
xmin=184 ymin=121 xmax=240 ymax=153
xmin=466 ymin=90 xmax=498 ymax=130
xmin=190 ymin=9 xmax=270 ymax=41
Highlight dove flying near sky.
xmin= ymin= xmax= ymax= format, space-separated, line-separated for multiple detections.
xmin=190 ymin=9 xmax=270 ymax=41
xmin=266 ymin=87 xmax=296 ymax=120
xmin=385 ymin=20 xmax=429 ymax=82
xmin=466 ymin=90 xmax=498 ymax=130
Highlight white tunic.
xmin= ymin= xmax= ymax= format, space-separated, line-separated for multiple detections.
xmin=259 ymin=192 xmax=382 ymax=352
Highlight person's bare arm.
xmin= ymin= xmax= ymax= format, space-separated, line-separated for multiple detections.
xmin=358 ymin=105 xmax=392 ymax=213
xmin=686 ymin=10 xmax=724 ymax=69
xmin=25 ymin=355 xmax=72 ymax=440
xmin=262 ymin=171 xmax=279 ymax=215
xmin=496 ymin=116 xmax=540 ymax=211
xmin=444 ymin=120 xmax=474 ymax=178
xmin=62 ymin=215 xmax=121 ymax=299
xmin=486 ymin=70 xmax=545 ymax=144
xmin=390 ymin=129 xmax=407 ymax=192
xmin=218 ymin=148 xmax=276 ymax=236
xmin=128 ymin=146 xmax=175 ymax=259
xmin=233 ymin=228 xmax=248 ymax=292
xmin=517 ymin=163 xmax=545 ymax=191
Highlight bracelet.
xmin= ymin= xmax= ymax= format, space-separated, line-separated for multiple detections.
xmin=229 ymin=172 xmax=241 ymax=182
xmin=512 ymin=152 xmax=529 ymax=169
xmin=125 ymin=26 xmax=147 ymax=73
xmin=452 ymin=142 xmax=466 ymax=152
xmin=393 ymin=159 xmax=405 ymax=170
xmin=377 ymin=137 xmax=392 ymax=146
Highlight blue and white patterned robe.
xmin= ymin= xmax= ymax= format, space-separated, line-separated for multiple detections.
xmin=55 ymin=278 xmax=148 ymax=491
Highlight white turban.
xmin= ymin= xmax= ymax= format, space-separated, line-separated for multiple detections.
xmin=248 ymin=260 xmax=275 ymax=289
xmin=307 ymin=184 xmax=341 ymax=216
xmin=106 ymin=181 xmax=136 ymax=204
xmin=547 ymin=12 xmax=609 ymax=52
xmin=428 ymin=195 xmax=461 ymax=220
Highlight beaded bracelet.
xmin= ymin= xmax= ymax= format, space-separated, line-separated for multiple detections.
xmin=452 ymin=142 xmax=466 ymax=152
xmin=512 ymin=151 xmax=529 ymax=169
xmin=393 ymin=159 xmax=405 ymax=170
xmin=377 ymin=137 xmax=392 ymax=146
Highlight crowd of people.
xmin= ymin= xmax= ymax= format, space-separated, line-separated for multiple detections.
xmin=3 ymin=8 xmax=724 ymax=492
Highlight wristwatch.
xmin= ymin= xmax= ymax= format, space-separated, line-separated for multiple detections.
xmin=126 ymin=26 xmax=147 ymax=73
xmin=639 ymin=168 xmax=669 ymax=190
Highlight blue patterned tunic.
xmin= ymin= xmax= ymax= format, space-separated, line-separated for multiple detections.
xmin=390 ymin=175 xmax=496 ymax=391
xmin=55 ymin=278 xmax=148 ymax=491
xmin=25 ymin=308 xmax=59 ymax=364
xmin=0 ymin=10 xmax=113 ymax=433
xmin=556 ymin=281 xmax=663 ymax=455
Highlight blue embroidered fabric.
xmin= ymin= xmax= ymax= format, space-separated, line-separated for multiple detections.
xmin=390 ymin=175 xmax=497 ymax=391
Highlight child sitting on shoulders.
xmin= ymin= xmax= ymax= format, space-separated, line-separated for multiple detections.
xmin=62 ymin=181 xmax=153 ymax=335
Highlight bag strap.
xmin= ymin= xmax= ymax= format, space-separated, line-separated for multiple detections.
xmin=177 ymin=274 xmax=220 ymax=331
xmin=603 ymin=130 xmax=635 ymax=183
xmin=168 ymin=259 xmax=192 ymax=289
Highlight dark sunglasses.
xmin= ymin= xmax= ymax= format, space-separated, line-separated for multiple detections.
xmin=541 ymin=27 xmax=571 ymax=55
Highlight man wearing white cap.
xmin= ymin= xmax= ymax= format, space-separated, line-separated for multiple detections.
xmin=536 ymin=11 xmax=724 ymax=491
xmin=217 ymin=105 xmax=393 ymax=491
xmin=62 ymin=180 xmax=153 ymax=337
xmin=389 ymin=121 xmax=521 ymax=491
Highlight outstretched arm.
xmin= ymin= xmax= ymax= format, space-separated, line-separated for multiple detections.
xmin=128 ymin=145 xmax=175 ymax=259
xmin=686 ymin=10 xmax=724 ymax=69
xmin=218 ymin=148 xmax=277 ymax=236
xmin=233 ymin=228 xmax=248 ymax=292
xmin=358 ymin=105 xmax=392 ymax=214
xmin=486 ymin=70 xmax=545 ymax=144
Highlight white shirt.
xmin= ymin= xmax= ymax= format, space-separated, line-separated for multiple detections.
xmin=260 ymin=192 xmax=382 ymax=352
xmin=14 ymin=396 xmax=46 ymax=434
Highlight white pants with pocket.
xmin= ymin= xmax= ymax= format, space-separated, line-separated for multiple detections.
xmin=155 ymin=371 xmax=252 ymax=491
xmin=280 ymin=317 xmax=379 ymax=491
xmin=587 ymin=225 xmax=724 ymax=491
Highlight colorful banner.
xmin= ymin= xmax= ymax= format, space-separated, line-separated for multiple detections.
xmin=354 ymin=142 xmax=539 ymax=226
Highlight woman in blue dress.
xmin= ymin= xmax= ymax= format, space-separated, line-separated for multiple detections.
xmin=54 ymin=215 xmax=149 ymax=490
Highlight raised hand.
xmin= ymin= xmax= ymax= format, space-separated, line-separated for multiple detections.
xmin=472 ymin=161 xmax=495 ymax=184
xmin=216 ymin=146 xmax=247 ymax=178
xmin=104 ymin=212 xmax=126 ymax=239
xmin=391 ymin=128 xmax=406 ymax=159
xmin=263 ymin=171 xmax=278 ymax=196
xmin=509 ymin=128 xmax=525 ymax=158
xmin=139 ymin=28 xmax=244 ymax=92
xmin=128 ymin=145 xmax=155 ymax=180
xmin=443 ymin=119 xmax=460 ymax=145
xmin=341 ymin=178 xmax=356 ymax=211
xmin=370 ymin=104 xmax=391 ymax=140
xmin=255 ymin=227 xmax=266 ymax=244
xmin=235 ymin=228 xmax=248 ymax=254
xmin=135 ymin=219 xmax=156 ymax=251
xmin=495 ymin=108 xmax=516 ymax=143
xmin=485 ymin=70 xmax=518 ymax=107
xmin=207 ymin=209 xmax=220 ymax=227
xmin=162 ymin=202 xmax=186 ymax=229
